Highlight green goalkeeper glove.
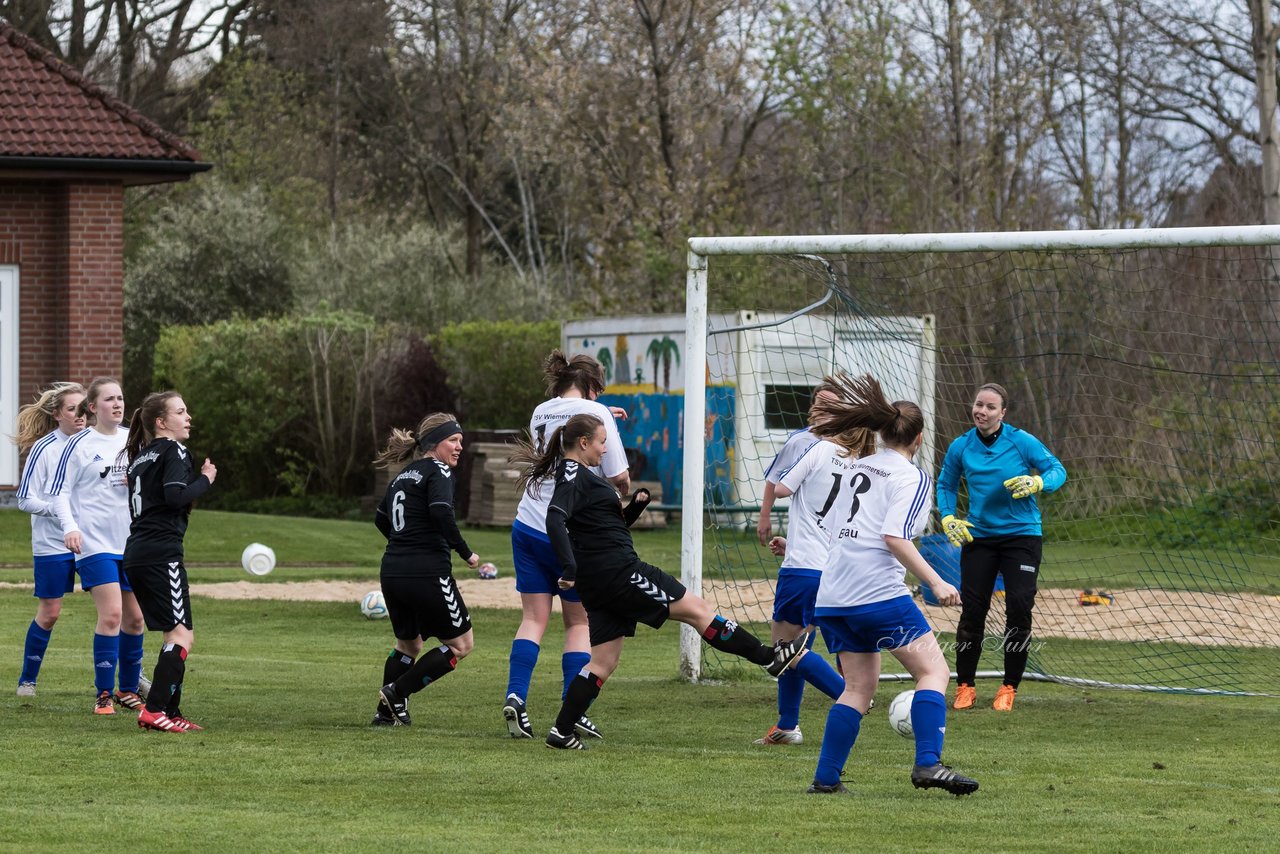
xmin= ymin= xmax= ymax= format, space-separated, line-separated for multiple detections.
xmin=1003 ymin=474 xmax=1044 ymax=499
xmin=941 ymin=514 xmax=974 ymax=547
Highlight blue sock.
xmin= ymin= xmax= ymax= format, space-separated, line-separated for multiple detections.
xmin=794 ymin=648 xmax=845 ymax=702
xmin=505 ymin=639 xmax=539 ymax=700
xmin=20 ymin=621 xmax=53 ymax=684
xmin=118 ymin=632 xmax=145 ymax=693
xmin=776 ymin=668 xmax=805 ymax=730
xmin=561 ymin=651 xmax=591 ymax=700
xmin=911 ymin=689 xmax=947 ymax=766
xmin=813 ymin=702 xmax=862 ymax=787
xmin=92 ymin=633 xmax=119 ymax=694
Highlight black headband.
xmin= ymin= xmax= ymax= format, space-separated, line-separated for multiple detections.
xmin=418 ymin=421 xmax=463 ymax=450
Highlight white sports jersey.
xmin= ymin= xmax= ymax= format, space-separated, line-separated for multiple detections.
xmin=775 ymin=439 xmax=860 ymax=571
xmin=806 ymin=448 xmax=933 ymax=609
xmin=764 ymin=428 xmax=820 ymax=485
xmin=16 ymin=429 xmax=75 ymax=557
xmin=513 ymin=397 xmax=628 ymax=533
xmin=46 ymin=427 xmax=131 ymax=561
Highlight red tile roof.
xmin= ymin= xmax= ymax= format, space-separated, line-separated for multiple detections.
xmin=0 ymin=20 xmax=201 ymax=162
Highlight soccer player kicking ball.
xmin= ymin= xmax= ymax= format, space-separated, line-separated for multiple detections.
xmin=800 ymin=374 xmax=979 ymax=796
xmin=510 ymin=413 xmax=808 ymax=750
xmin=123 ymin=392 xmax=216 ymax=733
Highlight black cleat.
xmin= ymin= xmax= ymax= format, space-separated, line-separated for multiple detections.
xmin=378 ymin=683 xmax=411 ymax=726
xmin=806 ymin=780 xmax=848 ymax=794
xmin=574 ymin=714 xmax=603 ymax=740
xmin=911 ymin=762 xmax=979 ymax=796
xmin=502 ymin=693 xmax=534 ymax=738
xmin=370 ymin=708 xmax=396 ymax=727
xmin=545 ymin=726 xmax=586 ymax=750
xmin=765 ymin=631 xmax=811 ymax=678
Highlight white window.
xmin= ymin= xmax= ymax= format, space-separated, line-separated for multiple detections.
xmin=0 ymin=266 xmax=18 ymax=487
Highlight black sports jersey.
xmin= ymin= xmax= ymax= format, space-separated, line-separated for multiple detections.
xmin=376 ymin=457 xmax=472 ymax=577
xmin=546 ymin=458 xmax=636 ymax=581
xmin=124 ymin=438 xmax=211 ymax=563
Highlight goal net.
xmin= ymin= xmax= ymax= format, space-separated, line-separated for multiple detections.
xmin=678 ymin=227 xmax=1280 ymax=695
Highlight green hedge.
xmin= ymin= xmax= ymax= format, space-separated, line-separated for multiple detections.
xmin=433 ymin=320 xmax=560 ymax=429
xmin=153 ymin=310 xmax=401 ymax=503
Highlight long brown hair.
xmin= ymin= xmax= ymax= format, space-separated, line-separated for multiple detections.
xmin=809 ymin=373 xmax=924 ymax=449
xmin=510 ymin=412 xmax=603 ymax=496
xmin=374 ymin=412 xmax=460 ymax=470
xmin=12 ymin=382 xmax=85 ymax=453
xmin=811 ymin=378 xmax=876 ymax=458
xmin=124 ymin=392 xmax=182 ymax=464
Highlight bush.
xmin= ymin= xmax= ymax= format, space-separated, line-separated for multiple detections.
xmin=124 ymin=180 xmax=294 ymax=405
xmin=154 ymin=310 xmax=404 ymax=504
xmin=433 ymin=320 xmax=560 ymax=428
xmin=154 ymin=316 xmax=308 ymax=504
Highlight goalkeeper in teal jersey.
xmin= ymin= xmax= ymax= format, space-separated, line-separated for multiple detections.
xmin=936 ymin=383 xmax=1066 ymax=713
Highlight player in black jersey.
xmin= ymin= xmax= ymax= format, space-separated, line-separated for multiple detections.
xmin=511 ymin=413 xmax=811 ymax=749
xmin=370 ymin=412 xmax=481 ymax=726
xmin=122 ymin=392 xmax=216 ymax=734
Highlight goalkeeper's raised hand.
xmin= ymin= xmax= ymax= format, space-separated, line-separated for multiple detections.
xmin=1003 ymin=474 xmax=1043 ymax=500
xmin=941 ymin=514 xmax=974 ymax=547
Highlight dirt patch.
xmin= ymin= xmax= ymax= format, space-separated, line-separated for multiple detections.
xmin=6 ymin=576 xmax=1277 ymax=647
xmin=187 ymin=577 xmax=544 ymax=611
xmin=701 ymin=579 xmax=1280 ymax=648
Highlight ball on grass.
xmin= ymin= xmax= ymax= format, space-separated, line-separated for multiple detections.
xmin=477 ymin=562 xmax=498 ymax=579
xmin=360 ymin=590 xmax=388 ymax=619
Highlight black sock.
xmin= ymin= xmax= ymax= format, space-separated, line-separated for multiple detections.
xmin=146 ymin=643 xmax=187 ymax=714
xmin=701 ymin=615 xmax=772 ymax=665
xmin=383 ymin=649 xmax=414 ymax=685
xmin=167 ymin=684 xmax=184 ymax=716
xmin=392 ymin=645 xmax=456 ymax=696
xmin=378 ymin=649 xmax=415 ymax=713
xmin=554 ymin=671 xmax=603 ymax=733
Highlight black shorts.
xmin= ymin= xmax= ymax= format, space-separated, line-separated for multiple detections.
xmin=123 ymin=559 xmax=192 ymax=631
xmin=577 ymin=559 xmax=687 ymax=647
xmin=381 ymin=573 xmax=471 ymax=643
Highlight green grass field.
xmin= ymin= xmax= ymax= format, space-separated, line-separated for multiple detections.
xmin=1 ymin=508 xmax=1278 ymax=850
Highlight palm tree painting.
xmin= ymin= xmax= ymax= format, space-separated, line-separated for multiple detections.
xmin=645 ymin=336 xmax=681 ymax=393
xmin=596 ymin=347 xmax=613 ymax=383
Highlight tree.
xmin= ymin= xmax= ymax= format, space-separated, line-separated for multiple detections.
xmin=123 ymin=179 xmax=293 ymax=402
xmin=0 ymin=0 xmax=259 ymax=127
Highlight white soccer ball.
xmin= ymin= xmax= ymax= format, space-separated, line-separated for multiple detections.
xmin=241 ymin=543 xmax=276 ymax=576
xmin=477 ymin=561 xmax=498 ymax=579
xmin=888 ymin=689 xmax=915 ymax=738
xmin=360 ymin=590 xmax=388 ymax=620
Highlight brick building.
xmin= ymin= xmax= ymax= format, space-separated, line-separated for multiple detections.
xmin=0 ymin=21 xmax=207 ymax=488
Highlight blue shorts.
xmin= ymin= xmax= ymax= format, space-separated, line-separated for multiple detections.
xmin=33 ymin=553 xmax=77 ymax=599
xmin=76 ymin=554 xmax=131 ymax=592
xmin=771 ymin=568 xmax=820 ymax=627
xmin=511 ymin=520 xmax=582 ymax=603
xmin=815 ymin=595 xmax=934 ymax=654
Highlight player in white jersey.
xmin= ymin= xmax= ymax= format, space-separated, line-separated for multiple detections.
xmin=12 ymin=382 xmax=86 ymax=697
xmin=751 ymin=385 xmax=872 ymax=745
xmin=792 ymin=373 xmax=978 ymax=796
xmin=46 ymin=378 xmax=148 ymax=715
xmin=502 ymin=350 xmax=629 ymax=740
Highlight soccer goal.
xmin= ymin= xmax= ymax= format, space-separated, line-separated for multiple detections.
xmin=678 ymin=226 xmax=1280 ymax=695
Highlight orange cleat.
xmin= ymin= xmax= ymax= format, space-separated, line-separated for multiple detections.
xmin=754 ymin=725 xmax=804 ymax=745
xmin=952 ymin=683 xmax=976 ymax=710
xmin=114 ymin=690 xmax=145 ymax=711
xmin=992 ymin=684 xmax=1017 ymax=711
xmin=93 ymin=690 xmax=115 ymax=715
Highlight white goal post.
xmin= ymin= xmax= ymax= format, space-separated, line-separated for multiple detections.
xmin=679 ymin=224 xmax=1280 ymax=684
